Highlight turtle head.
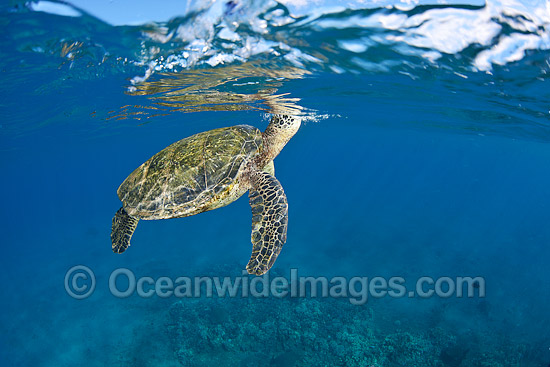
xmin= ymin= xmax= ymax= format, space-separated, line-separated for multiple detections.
xmin=259 ymin=114 xmax=301 ymax=164
xmin=268 ymin=114 xmax=301 ymax=136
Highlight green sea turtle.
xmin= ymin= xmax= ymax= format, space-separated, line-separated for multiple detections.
xmin=111 ymin=114 xmax=300 ymax=275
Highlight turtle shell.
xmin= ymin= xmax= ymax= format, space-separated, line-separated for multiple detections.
xmin=118 ymin=124 xmax=263 ymax=219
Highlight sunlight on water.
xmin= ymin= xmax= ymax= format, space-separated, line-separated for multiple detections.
xmin=6 ymin=0 xmax=549 ymax=119
xmin=125 ymin=0 xmax=550 ymax=73
xmin=4 ymin=0 xmax=546 ymax=144
xmin=0 ymin=0 xmax=547 ymax=146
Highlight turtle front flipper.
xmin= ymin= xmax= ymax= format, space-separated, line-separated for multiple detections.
xmin=246 ymin=171 xmax=288 ymax=275
xmin=111 ymin=207 xmax=139 ymax=253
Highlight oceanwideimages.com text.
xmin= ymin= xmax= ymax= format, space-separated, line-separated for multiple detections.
xmin=65 ymin=266 xmax=485 ymax=305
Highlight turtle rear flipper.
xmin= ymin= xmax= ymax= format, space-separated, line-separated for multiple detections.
xmin=111 ymin=207 xmax=139 ymax=253
xmin=246 ymin=171 xmax=288 ymax=275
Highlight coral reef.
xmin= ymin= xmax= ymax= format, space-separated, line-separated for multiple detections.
xmin=168 ymin=295 xmax=454 ymax=367
xmin=164 ymin=266 xmax=545 ymax=367
xmin=167 ymin=293 xmax=546 ymax=367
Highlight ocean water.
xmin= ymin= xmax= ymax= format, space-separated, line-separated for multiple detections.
xmin=2 ymin=0 xmax=550 ymax=366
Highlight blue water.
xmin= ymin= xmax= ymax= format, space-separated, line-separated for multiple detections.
xmin=2 ymin=0 xmax=550 ymax=366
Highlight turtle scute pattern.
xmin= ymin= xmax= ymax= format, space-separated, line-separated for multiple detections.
xmin=246 ymin=171 xmax=288 ymax=275
xmin=118 ymin=125 xmax=263 ymax=219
